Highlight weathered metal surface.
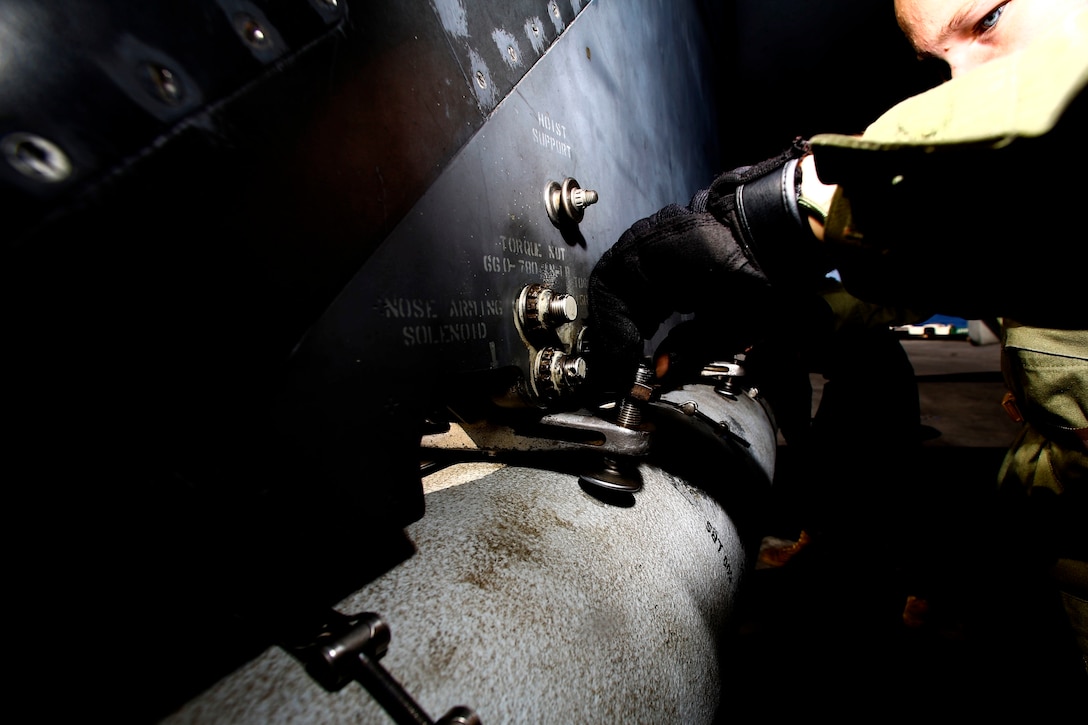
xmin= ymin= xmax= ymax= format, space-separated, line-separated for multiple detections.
xmin=2 ymin=2 xmax=756 ymax=722
xmin=162 ymin=459 xmax=746 ymax=724
xmin=275 ymin=0 xmax=726 ymax=489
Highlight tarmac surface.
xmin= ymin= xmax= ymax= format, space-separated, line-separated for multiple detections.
xmin=721 ymin=336 xmax=1088 ymax=718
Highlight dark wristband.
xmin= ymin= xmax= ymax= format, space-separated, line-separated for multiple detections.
xmin=734 ymin=158 xmax=825 ymax=286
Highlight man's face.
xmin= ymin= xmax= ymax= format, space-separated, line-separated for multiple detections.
xmin=894 ymin=0 xmax=1087 ymax=77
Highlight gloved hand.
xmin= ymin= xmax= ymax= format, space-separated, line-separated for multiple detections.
xmin=587 ymin=138 xmax=829 ymax=396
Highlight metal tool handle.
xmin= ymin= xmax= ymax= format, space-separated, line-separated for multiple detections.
xmin=316 ymin=613 xmax=482 ymax=725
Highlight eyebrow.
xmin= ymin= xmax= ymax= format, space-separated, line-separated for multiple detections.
xmin=944 ymin=1 xmax=988 ymax=39
xmin=912 ymin=0 xmax=986 ymax=59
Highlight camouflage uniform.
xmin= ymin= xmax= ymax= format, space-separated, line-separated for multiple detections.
xmin=810 ymin=8 xmax=1088 ymax=671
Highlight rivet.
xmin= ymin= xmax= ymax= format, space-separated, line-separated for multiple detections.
xmin=236 ymin=15 xmax=270 ymax=47
xmin=145 ymin=63 xmax=183 ymax=104
xmin=507 ymin=45 xmax=517 ymax=62
xmin=475 ymin=70 xmax=487 ymax=88
xmin=2 ymin=133 xmax=72 ymax=183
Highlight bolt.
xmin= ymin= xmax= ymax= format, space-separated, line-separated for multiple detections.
xmin=545 ymin=292 xmax=578 ymax=326
xmin=561 ymin=356 xmax=588 ymax=388
xmin=616 ymin=363 xmax=653 ymax=429
xmin=569 ymin=186 xmax=598 ymax=211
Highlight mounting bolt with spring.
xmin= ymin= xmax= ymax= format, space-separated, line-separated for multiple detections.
xmin=516 ymin=283 xmax=579 ymax=341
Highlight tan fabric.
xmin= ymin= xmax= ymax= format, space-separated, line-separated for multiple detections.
xmin=811 ymin=6 xmax=1088 ymax=151
xmin=816 ymin=7 xmax=1088 ymax=255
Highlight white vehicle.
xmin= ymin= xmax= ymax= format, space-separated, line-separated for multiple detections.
xmin=892 ymin=317 xmax=969 ymax=339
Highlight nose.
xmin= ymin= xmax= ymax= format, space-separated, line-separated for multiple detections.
xmin=944 ymin=49 xmax=969 ymax=78
xmin=944 ymin=43 xmax=999 ymax=78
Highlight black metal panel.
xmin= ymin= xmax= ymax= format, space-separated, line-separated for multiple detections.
xmin=3 ymin=0 xmax=600 ymax=539
xmin=2 ymin=1 xmax=725 ymax=719
xmin=2 ymin=0 xmax=724 ymax=539
xmin=269 ymin=0 xmax=727 ymax=549
xmin=285 ymin=0 xmax=725 ymax=398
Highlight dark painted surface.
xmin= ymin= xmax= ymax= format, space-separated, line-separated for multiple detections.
xmin=2 ymin=1 xmax=969 ymax=721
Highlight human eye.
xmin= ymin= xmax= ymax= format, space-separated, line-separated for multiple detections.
xmin=976 ymin=2 xmax=1009 ymax=33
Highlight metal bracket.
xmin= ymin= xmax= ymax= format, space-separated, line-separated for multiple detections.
xmin=421 ymin=408 xmax=652 ymax=458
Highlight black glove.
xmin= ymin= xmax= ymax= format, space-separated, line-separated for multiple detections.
xmin=587 ymin=138 xmax=829 ymax=396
